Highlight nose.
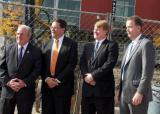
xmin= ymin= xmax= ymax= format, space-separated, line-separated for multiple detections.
xmin=94 ymin=29 xmax=98 ymax=33
xmin=126 ymin=27 xmax=129 ymax=32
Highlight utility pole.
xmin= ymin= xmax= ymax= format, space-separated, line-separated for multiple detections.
xmin=24 ymin=0 xmax=35 ymax=38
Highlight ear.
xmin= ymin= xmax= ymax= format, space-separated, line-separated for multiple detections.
xmin=136 ymin=26 xmax=141 ymax=32
xmin=62 ymin=28 xmax=65 ymax=32
xmin=138 ymin=26 xmax=140 ymax=30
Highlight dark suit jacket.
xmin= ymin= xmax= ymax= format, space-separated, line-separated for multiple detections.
xmin=80 ymin=39 xmax=118 ymax=97
xmin=0 ymin=43 xmax=42 ymax=99
xmin=41 ymin=36 xmax=77 ymax=96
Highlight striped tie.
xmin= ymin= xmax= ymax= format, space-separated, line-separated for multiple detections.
xmin=18 ymin=46 xmax=23 ymax=64
xmin=94 ymin=42 xmax=99 ymax=58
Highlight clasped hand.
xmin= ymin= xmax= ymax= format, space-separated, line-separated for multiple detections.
xmin=46 ymin=77 xmax=61 ymax=88
xmin=84 ymin=73 xmax=96 ymax=86
xmin=7 ymin=78 xmax=26 ymax=92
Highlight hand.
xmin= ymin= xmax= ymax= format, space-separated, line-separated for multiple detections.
xmin=132 ymin=92 xmax=143 ymax=106
xmin=46 ymin=77 xmax=59 ymax=88
xmin=84 ymin=73 xmax=94 ymax=84
xmin=15 ymin=79 xmax=27 ymax=88
xmin=89 ymin=80 xmax=96 ymax=86
xmin=7 ymin=78 xmax=26 ymax=92
xmin=7 ymin=78 xmax=19 ymax=92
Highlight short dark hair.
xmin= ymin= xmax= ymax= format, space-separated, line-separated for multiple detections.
xmin=54 ymin=18 xmax=67 ymax=30
xmin=127 ymin=15 xmax=143 ymax=28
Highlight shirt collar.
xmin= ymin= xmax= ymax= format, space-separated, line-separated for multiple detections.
xmin=95 ymin=38 xmax=106 ymax=44
xmin=18 ymin=42 xmax=28 ymax=50
xmin=132 ymin=34 xmax=142 ymax=44
xmin=53 ymin=35 xmax=64 ymax=44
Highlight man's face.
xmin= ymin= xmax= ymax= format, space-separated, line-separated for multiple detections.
xmin=50 ymin=21 xmax=65 ymax=39
xmin=126 ymin=20 xmax=141 ymax=40
xmin=16 ymin=27 xmax=30 ymax=46
xmin=93 ymin=26 xmax=107 ymax=40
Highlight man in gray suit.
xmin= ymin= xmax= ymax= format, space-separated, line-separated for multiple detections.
xmin=119 ymin=16 xmax=155 ymax=114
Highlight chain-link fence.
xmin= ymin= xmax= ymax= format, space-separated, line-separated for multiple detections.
xmin=0 ymin=1 xmax=159 ymax=114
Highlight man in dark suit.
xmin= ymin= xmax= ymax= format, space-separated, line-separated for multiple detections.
xmin=0 ymin=25 xmax=42 ymax=114
xmin=80 ymin=20 xmax=118 ymax=114
xmin=119 ymin=16 xmax=155 ymax=114
xmin=41 ymin=19 xmax=77 ymax=114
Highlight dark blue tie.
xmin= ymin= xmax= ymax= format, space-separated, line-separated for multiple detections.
xmin=18 ymin=46 xmax=23 ymax=64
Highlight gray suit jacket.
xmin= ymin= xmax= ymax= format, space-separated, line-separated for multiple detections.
xmin=120 ymin=35 xmax=155 ymax=103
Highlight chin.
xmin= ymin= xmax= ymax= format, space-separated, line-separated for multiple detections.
xmin=17 ymin=41 xmax=20 ymax=44
xmin=94 ymin=35 xmax=98 ymax=39
xmin=128 ymin=35 xmax=132 ymax=38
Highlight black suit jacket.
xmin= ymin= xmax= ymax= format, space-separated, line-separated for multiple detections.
xmin=80 ymin=39 xmax=118 ymax=97
xmin=41 ymin=36 xmax=77 ymax=96
xmin=0 ymin=43 xmax=42 ymax=99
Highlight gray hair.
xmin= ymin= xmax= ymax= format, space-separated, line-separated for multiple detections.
xmin=18 ymin=25 xmax=32 ymax=38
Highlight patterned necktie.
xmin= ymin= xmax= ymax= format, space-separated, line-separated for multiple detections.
xmin=94 ymin=42 xmax=99 ymax=58
xmin=18 ymin=46 xmax=23 ymax=64
xmin=50 ymin=39 xmax=59 ymax=76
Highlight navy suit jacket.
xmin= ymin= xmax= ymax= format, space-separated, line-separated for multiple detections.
xmin=80 ymin=39 xmax=118 ymax=97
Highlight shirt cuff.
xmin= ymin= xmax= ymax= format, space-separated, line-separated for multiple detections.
xmin=45 ymin=77 xmax=50 ymax=83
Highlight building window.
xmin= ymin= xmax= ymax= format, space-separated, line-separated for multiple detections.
xmin=116 ymin=0 xmax=135 ymax=17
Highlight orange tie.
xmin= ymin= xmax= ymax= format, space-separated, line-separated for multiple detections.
xmin=50 ymin=39 xmax=59 ymax=75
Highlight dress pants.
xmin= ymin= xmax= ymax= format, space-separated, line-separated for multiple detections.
xmin=0 ymin=95 xmax=34 ymax=114
xmin=81 ymin=96 xmax=114 ymax=114
xmin=42 ymin=93 xmax=71 ymax=114
xmin=120 ymin=92 xmax=149 ymax=114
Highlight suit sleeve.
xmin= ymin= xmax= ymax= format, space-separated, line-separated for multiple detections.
xmin=23 ymin=48 xmax=42 ymax=86
xmin=80 ymin=44 xmax=88 ymax=77
xmin=137 ymin=41 xmax=155 ymax=94
xmin=0 ymin=45 xmax=11 ymax=86
xmin=92 ymin=42 xmax=118 ymax=81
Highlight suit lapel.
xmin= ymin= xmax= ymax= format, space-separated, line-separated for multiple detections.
xmin=18 ymin=43 xmax=31 ymax=68
xmin=121 ymin=47 xmax=129 ymax=69
xmin=92 ymin=39 xmax=108 ymax=63
xmin=55 ymin=37 xmax=67 ymax=70
xmin=48 ymin=39 xmax=53 ymax=65
xmin=90 ymin=42 xmax=95 ymax=62
xmin=124 ymin=37 xmax=143 ymax=67
xmin=12 ymin=44 xmax=18 ymax=68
